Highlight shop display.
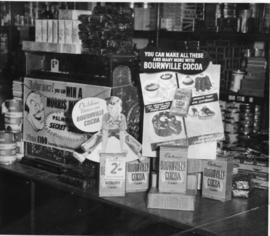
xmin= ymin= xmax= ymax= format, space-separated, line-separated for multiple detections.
xmin=0 ymin=131 xmax=17 ymax=164
xmin=202 ymin=158 xmax=233 ymax=201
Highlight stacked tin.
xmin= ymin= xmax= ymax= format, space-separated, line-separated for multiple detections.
xmin=0 ymin=131 xmax=17 ymax=164
xmin=224 ymin=102 xmax=241 ymax=147
xmin=253 ymin=105 xmax=261 ymax=134
xmin=238 ymin=103 xmax=254 ymax=140
xmin=218 ymin=101 xmax=227 ymax=150
xmin=1 ymin=98 xmax=23 ymax=162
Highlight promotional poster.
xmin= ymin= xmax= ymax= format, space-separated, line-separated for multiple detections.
xmin=23 ymin=77 xmax=111 ymax=151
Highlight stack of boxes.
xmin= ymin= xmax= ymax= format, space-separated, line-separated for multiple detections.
xmin=134 ymin=6 xmax=156 ymax=31
xmin=34 ymin=9 xmax=92 ymax=53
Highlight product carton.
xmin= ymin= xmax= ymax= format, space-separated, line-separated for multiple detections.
xmin=41 ymin=20 xmax=48 ymax=42
xmin=147 ymin=189 xmax=196 ymax=211
xmin=52 ymin=20 xmax=58 ymax=43
xmin=99 ymin=153 xmax=126 ymax=197
xmin=202 ymin=158 xmax=233 ymax=201
xmin=72 ymin=20 xmax=81 ymax=44
xmin=35 ymin=19 xmax=42 ymax=42
xmin=64 ymin=20 xmax=73 ymax=44
xmin=47 ymin=20 xmax=53 ymax=43
xmin=126 ymin=158 xmax=150 ymax=192
xmin=58 ymin=20 xmax=65 ymax=44
xmin=159 ymin=145 xmax=188 ymax=193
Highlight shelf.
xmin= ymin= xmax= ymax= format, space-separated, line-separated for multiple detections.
xmin=220 ymin=91 xmax=265 ymax=104
xmin=134 ymin=30 xmax=270 ymax=41
xmin=22 ymin=41 xmax=82 ymax=54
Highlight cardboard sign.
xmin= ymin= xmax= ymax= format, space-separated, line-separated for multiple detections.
xmin=202 ymin=158 xmax=233 ymax=201
xmin=140 ymin=50 xmax=210 ymax=74
xmin=159 ymin=146 xmax=188 ymax=193
xmin=99 ymin=153 xmax=126 ymax=197
xmin=23 ymin=77 xmax=111 ymax=151
xmin=72 ymin=97 xmax=107 ymax=133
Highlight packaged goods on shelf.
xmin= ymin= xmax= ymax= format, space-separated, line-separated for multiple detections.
xmin=202 ymin=157 xmax=233 ymax=201
xmin=58 ymin=9 xmax=92 ymax=20
xmin=0 ymin=131 xmax=17 ymax=165
xmin=35 ymin=19 xmax=42 ymax=42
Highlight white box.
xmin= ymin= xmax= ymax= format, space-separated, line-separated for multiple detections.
xmin=58 ymin=20 xmax=65 ymax=44
xmin=47 ymin=20 xmax=53 ymax=43
xmin=72 ymin=20 xmax=81 ymax=44
xmin=35 ymin=20 xmax=42 ymax=42
xmin=52 ymin=20 xmax=58 ymax=43
xmin=41 ymin=20 xmax=48 ymax=42
xmin=64 ymin=20 xmax=73 ymax=44
xmin=99 ymin=153 xmax=126 ymax=197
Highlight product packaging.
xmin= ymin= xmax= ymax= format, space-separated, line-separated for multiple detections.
xmin=99 ymin=153 xmax=126 ymax=197
xmin=35 ymin=19 xmax=42 ymax=42
xmin=47 ymin=20 xmax=53 ymax=43
xmin=41 ymin=20 xmax=48 ymax=42
xmin=159 ymin=145 xmax=188 ymax=193
xmin=64 ymin=20 xmax=73 ymax=44
xmin=126 ymin=158 xmax=150 ymax=192
xmin=202 ymin=157 xmax=233 ymax=201
xmin=58 ymin=20 xmax=65 ymax=44
xmin=52 ymin=20 xmax=58 ymax=43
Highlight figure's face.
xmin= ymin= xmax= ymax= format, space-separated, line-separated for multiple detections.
xmin=108 ymin=103 xmax=120 ymax=117
xmin=27 ymin=93 xmax=44 ymax=131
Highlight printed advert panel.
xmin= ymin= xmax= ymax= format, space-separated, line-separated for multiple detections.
xmin=23 ymin=77 xmax=111 ymax=151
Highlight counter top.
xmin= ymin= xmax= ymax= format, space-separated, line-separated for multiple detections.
xmin=0 ymin=161 xmax=267 ymax=236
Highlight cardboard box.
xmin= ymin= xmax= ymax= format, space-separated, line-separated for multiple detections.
xmin=64 ymin=20 xmax=73 ymax=44
xmin=58 ymin=20 xmax=65 ymax=44
xmin=187 ymin=173 xmax=198 ymax=195
xmin=72 ymin=20 xmax=81 ymax=44
xmin=147 ymin=189 xmax=196 ymax=211
xmin=59 ymin=9 xmax=92 ymax=20
xmin=52 ymin=20 xmax=58 ymax=43
xmin=159 ymin=146 xmax=188 ymax=193
xmin=126 ymin=158 xmax=150 ymax=192
xmin=47 ymin=20 xmax=53 ymax=43
xmin=35 ymin=20 xmax=42 ymax=42
xmin=202 ymin=158 xmax=233 ymax=201
xmin=99 ymin=153 xmax=126 ymax=197
xmin=41 ymin=20 xmax=48 ymax=42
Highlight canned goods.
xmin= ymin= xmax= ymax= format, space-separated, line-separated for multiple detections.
xmin=0 ymin=131 xmax=17 ymax=165
xmin=2 ymin=99 xmax=23 ymax=113
xmin=230 ymin=70 xmax=245 ymax=92
xmin=4 ymin=112 xmax=23 ymax=132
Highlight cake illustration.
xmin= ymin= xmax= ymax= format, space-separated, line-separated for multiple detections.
xmin=152 ymin=111 xmax=182 ymax=137
xmin=182 ymin=76 xmax=194 ymax=85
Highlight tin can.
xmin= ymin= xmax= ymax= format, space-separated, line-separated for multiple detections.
xmin=230 ymin=70 xmax=245 ymax=92
xmin=0 ymin=131 xmax=17 ymax=165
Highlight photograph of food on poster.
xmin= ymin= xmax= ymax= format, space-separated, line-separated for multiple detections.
xmin=177 ymin=63 xmax=224 ymax=145
xmin=139 ymin=50 xmax=224 ymax=157
xmin=140 ymin=71 xmax=186 ymax=157
xmin=23 ymin=77 xmax=111 ymax=151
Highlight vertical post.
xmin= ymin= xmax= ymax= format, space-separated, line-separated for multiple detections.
xmin=30 ymin=181 xmax=35 ymax=234
xmin=155 ymin=3 xmax=161 ymax=48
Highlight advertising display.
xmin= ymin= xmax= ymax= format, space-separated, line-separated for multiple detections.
xmin=140 ymin=50 xmax=224 ymax=158
xmin=23 ymin=77 xmax=111 ymax=152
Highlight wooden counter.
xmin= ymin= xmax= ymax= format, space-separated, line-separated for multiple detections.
xmin=0 ymin=161 xmax=267 ymax=236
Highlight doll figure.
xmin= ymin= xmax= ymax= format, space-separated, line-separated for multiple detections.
xmin=101 ymin=96 xmax=127 ymax=153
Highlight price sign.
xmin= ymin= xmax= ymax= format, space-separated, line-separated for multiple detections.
xmin=105 ymin=157 xmax=125 ymax=179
